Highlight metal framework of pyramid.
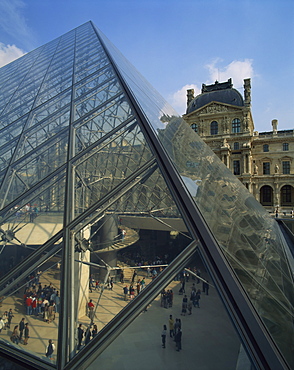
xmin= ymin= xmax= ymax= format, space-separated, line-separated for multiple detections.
xmin=0 ymin=21 xmax=293 ymax=369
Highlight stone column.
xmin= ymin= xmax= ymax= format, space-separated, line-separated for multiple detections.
xmin=96 ymin=214 xmax=119 ymax=281
xmin=75 ymin=250 xmax=90 ymax=319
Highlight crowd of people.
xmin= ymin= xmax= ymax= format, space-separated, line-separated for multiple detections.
xmin=0 ymin=270 xmax=60 ymax=360
xmin=23 ymin=281 xmax=60 ymax=323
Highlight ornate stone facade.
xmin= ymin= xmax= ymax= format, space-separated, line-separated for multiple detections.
xmin=183 ymin=79 xmax=294 ymax=214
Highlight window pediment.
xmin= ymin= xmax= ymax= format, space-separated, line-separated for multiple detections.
xmin=260 ymin=157 xmax=272 ymax=163
xmin=280 ymin=156 xmax=292 ymax=163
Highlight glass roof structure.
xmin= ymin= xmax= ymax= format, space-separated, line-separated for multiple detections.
xmin=0 ymin=21 xmax=293 ymax=369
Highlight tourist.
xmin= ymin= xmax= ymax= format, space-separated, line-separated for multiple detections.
xmin=46 ymin=339 xmax=55 ymax=360
xmin=175 ymin=328 xmax=182 ymax=351
xmin=23 ymin=323 xmax=29 ymax=345
xmin=123 ymin=285 xmax=128 ymax=301
xmin=7 ymin=309 xmax=14 ymax=328
xmin=88 ymin=299 xmax=95 ymax=323
xmin=168 ymin=315 xmax=174 ymax=338
xmin=11 ymin=325 xmax=20 ymax=344
xmin=77 ymin=324 xmax=84 ymax=350
xmin=161 ymin=324 xmax=167 ymax=348
xmin=19 ymin=318 xmax=25 ymax=342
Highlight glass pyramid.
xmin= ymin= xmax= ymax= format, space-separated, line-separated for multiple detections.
xmin=0 ymin=21 xmax=293 ymax=369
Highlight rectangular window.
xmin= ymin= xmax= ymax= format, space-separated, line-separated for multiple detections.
xmin=282 ymin=161 xmax=290 ymax=174
xmin=263 ymin=144 xmax=269 ymax=152
xmin=233 ymin=160 xmax=240 ymax=175
xmin=233 ymin=142 xmax=239 ymax=150
xmin=191 ymin=123 xmax=198 ymax=133
xmin=283 ymin=143 xmax=289 ymax=151
xmin=263 ymin=162 xmax=270 ymax=175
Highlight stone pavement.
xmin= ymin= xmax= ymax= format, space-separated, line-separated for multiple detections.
xmin=87 ymin=277 xmax=241 ymax=370
xmin=0 ymin=263 xmax=241 ymax=369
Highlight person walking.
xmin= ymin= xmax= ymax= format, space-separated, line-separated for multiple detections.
xmin=11 ymin=325 xmax=20 ymax=344
xmin=161 ymin=325 xmax=167 ymax=348
xmin=174 ymin=318 xmax=180 ymax=339
xmin=88 ymin=299 xmax=95 ymax=324
xmin=84 ymin=325 xmax=92 ymax=345
xmin=48 ymin=303 xmax=55 ymax=323
xmin=175 ymin=328 xmax=182 ymax=351
xmin=7 ymin=309 xmax=14 ymax=328
xmin=136 ymin=280 xmax=141 ymax=295
xmin=25 ymin=296 xmax=33 ymax=315
xmin=129 ymin=285 xmax=135 ymax=299
xmin=92 ymin=324 xmax=98 ymax=338
xmin=119 ymin=270 xmax=124 ymax=283
xmin=45 ymin=339 xmax=55 ymax=360
xmin=43 ymin=303 xmax=49 ymax=323
xmin=188 ymin=299 xmax=193 ymax=315
xmin=23 ymin=323 xmax=29 ymax=345
xmin=202 ymin=280 xmax=209 ymax=295
xmin=181 ymin=295 xmax=188 ymax=316
xmin=77 ymin=324 xmax=84 ymax=350
xmin=19 ymin=318 xmax=25 ymax=342
xmin=195 ymin=289 xmax=201 ymax=308
xmin=2 ymin=311 xmax=8 ymax=329
xmin=123 ymin=285 xmax=129 ymax=301
xmin=168 ymin=315 xmax=174 ymax=338
xmin=55 ymin=292 xmax=60 ymax=314
xmin=131 ymin=270 xmax=137 ymax=284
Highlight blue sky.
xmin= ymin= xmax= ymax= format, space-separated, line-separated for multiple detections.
xmin=0 ymin=0 xmax=293 ymax=132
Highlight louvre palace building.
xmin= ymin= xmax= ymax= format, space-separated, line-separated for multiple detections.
xmin=183 ymin=79 xmax=294 ymax=215
xmin=0 ymin=22 xmax=293 ymax=370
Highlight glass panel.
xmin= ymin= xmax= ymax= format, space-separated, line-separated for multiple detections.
xmin=87 ymin=251 xmax=244 ymax=370
xmin=74 ymin=122 xmax=153 ymax=214
xmin=156 ymin=116 xmax=294 ymax=367
xmin=74 ymin=78 xmax=122 ymax=120
xmin=0 ymin=247 xmax=62 ymax=367
xmin=1 ymin=135 xmax=68 ymax=204
xmin=14 ymin=107 xmax=70 ymax=162
xmin=69 ymin=164 xmax=192 ymax=360
xmin=74 ymin=96 xmax=134 ymax=154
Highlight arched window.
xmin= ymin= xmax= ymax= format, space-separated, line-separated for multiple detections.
xmin=232 ymin=118 xmax=241 ymax=133
xmin=260 ymin=185 xmax=273 ymax=206
xmin=191 ymin=123 xmax=198 ymax=133
xmin=210 ymin=121 xmax=218 ymax=135
xmin=281 ymin=185 xmax=293 ymax=205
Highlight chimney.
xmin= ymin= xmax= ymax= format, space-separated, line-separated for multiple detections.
xmin=244 ymin=78 xmax=251 ymax=107
xmin=187 ymin=89 xmax=194 ymax=107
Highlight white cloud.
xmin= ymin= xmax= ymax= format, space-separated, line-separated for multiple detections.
xmin=0 ymin=43 xmax=25 ymax=67
xmin=168 ymin=84 xmax=201 ymax=115
xmin=0 ymin=0 xmax=35 ymax=49
xmin=205 ymin=58 xmax=254 ymax=88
